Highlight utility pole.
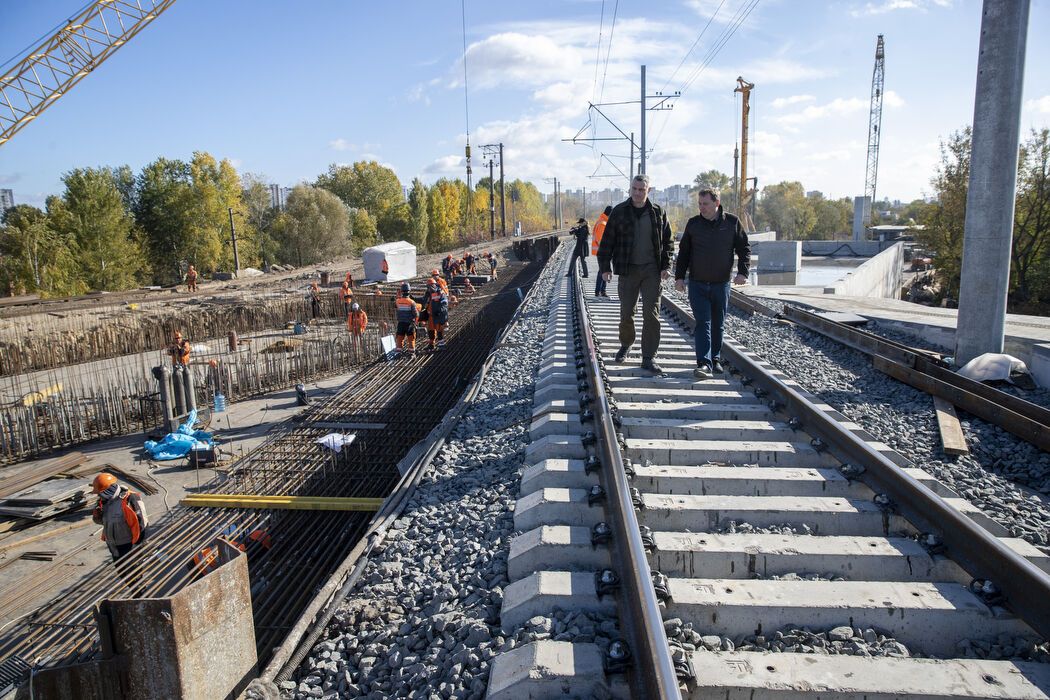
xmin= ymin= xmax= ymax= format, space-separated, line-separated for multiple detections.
xmin=640 ymin=65 xmax=647 ymax=175
xmin=228 ymin=207 xmax=240 ymax=274
xmin=498 ymin=143 xmax=506 ymax=237
xmin=630 ymin=132 xmax=635 ymax=181
xmin=488 ymin=158 xmax=496 ymax=241
xmin=955 ymin=0 xmax=1030 ymax=366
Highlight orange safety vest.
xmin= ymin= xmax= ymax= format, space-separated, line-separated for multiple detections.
xmin=341 ymin=283 xmax=353 ymax=302
xmin=348 ymin=309 xmax=368 ymax=333
xmin=97 ymin=492 xmax=142 ymax=545
xmin=591 ymin=211 xmax=609 ymax=255
xmin=192 ymin=546 xmax=218 ymax=574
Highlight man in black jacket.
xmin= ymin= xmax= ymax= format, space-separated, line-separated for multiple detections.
xmin=597 ymin=174 xmax=674 ymax=373
xmin=567 ymin=217 xmax=589 ymax=278
xmin=674 ymin=187 xmax=750 ymax=379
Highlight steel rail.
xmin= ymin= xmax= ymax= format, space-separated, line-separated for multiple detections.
xmin=663 ymin=294 xmax=1050 ymax=641
xmin=574 ymin=276 xmax=682 ymax=699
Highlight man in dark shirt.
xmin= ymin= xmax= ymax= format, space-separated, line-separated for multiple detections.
xmin=597 ymin=174 xmax=674 ymax=374
xmin=567 ymin=218 xmax=589 ymax=278
xmin=674 ymin=187 xmax=750 ymax=379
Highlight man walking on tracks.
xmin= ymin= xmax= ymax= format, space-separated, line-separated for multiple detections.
xmin=567 ymin=217 xmax=589 ymax=278
xmin=674 ymin=187 xmax=750 ymax=380
xmin=597 ymin=174 xmax=673 ymax=374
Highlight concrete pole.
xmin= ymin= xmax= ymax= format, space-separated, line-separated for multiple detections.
xmin=955 ymin=0 xmax=1030 ymax=366
xmin=499 ymin=143 xmax=506 ymax=237
xmin=640 ymin=65 xmax=647 ymax=175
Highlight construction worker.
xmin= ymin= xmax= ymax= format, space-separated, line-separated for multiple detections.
xmin=345 ymin=269 xmax=354 ymax=289
xmin=591 ymin=206 xmax=612 ymax=297
xmin=463 ymin=278 xmax=475 ymax=295
xmin=309 ymin=281 xmax=322 ymax=318
xmin=91 ymin=473 xmax=148 ymax=563
xmin=430 ymin=269 xmax=449 ymax=295
xmin=170 ymin=331 xmax=191 ymax=366
xmin=422 ymin=278 xmax=449 ymax=350
xmin=568 ymin=217 xmax=590 ymax=279
xmin=441 ymin=254 xmax=454 ymax=282
xmin=465 ymin=251 xmax=476 ymax=275
xmin=186 ymin=264 xmax=198 ymax=293
xmin=341 ymin=279 xmax=354 ymax=317
xmin=348 ymin=301 xmax=367 ymax=353
xmin=394 ymin=282 xmax=419 ymax=354
xmin=487 ymin=252 xmax=498 ymax=279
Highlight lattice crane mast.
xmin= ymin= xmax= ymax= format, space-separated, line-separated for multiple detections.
xmin=734 ymin=76 xmax=756 ymax=233
xmin=863 ymin=34 xmax=886 ymax=228
xmin=0 ymin=0 xmax=176 ymax=147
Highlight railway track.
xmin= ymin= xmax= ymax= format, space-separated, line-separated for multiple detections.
xmin=489 ymin=271 xmax=1050 ymax=698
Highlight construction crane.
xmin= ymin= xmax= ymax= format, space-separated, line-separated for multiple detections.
xmin=733 ymin=76 xmax=756 ymax=232
xmin=0 ymin=0 xmax=177 ymax=147
xmin=863 ymin=34 xmax=886 ymax=228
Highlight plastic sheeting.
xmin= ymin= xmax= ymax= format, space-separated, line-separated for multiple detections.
xmin=957 ymin=353 xmax=1030 ymax=384
xmin=144 ymin=409 xmax=215 ymax=460
xmin=363 ymin=241 xmax=416 ymax=282
xmin=315 ymin=433 xmax=356 ymax=451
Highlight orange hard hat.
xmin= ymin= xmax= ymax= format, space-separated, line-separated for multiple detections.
xmin=92 ymin=472 xmax=117 ymax=493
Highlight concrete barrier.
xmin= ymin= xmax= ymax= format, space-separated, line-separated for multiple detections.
xmin=749 ymin=231 xmax=777 ymax=243
xmin=752 ymin=241 xmax=801 ymax=271
xmin=823 ymin=242 xmax=903 ymax=299
xmin=1031 ymin=343 xmax=1050 ymax=389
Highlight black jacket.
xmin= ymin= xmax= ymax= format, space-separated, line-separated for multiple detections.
xmin=596 ymin=199 xmax=673 ymax=274
xmin=675 ymin=207 xmax=750 ymax=283
xmin=570 ymin=223 xmax=589 ymax=256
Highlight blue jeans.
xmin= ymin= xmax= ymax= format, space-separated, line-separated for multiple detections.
xmin=687 ymin=280 xmax=730 ymax=365
xmin=594 ymin=275 xmax=607 ymax=295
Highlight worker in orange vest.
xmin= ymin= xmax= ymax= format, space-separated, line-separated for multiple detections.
xmin=430 ymin=269 xmax=449 ymax=295
xmin=341 ymin=279 xmax=353 ymax=317
xmin=441 ymin=254 xmax=454 ymax=281
xmin=345 ymin=269 xmax=354 ymax=289
xmin=91 ymin=473 xmax=148 ymax=563
xmin=186 ymin=264 xmax=198 ymax=293
xmin=348 ymin=301 xmax=368 ymax=353
xmin=422 ymin=278 xmax=450 ymax=350
xmin=591 ymin=206 xmax=612 ymax=297
xmin=309 ymin=281 xmax=322 ymax=318
xmin=170 ymin=331 xmax=191 ymax=366
xmin=394 ymin=282 xmax=420 ymax=354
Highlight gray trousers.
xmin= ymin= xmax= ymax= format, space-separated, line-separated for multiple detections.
xmin=616 ymin=264 xmax=662 ymax=361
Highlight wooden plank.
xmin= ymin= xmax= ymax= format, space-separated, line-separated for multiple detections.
xmin=0 ymin=518 xmax=92 ymax=554
xmin=932 ymin=396 xmax=969 ymax=456
xmin=873 ymin=355 xmax=1050 ymax=452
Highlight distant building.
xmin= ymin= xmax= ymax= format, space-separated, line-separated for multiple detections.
xmin=269 ymin=184 xmax=292 ymax=210
xmin=806 ymin=190 xmax=823 ymax=199
xmin=0 ymin=189 xmax=13 ymax=212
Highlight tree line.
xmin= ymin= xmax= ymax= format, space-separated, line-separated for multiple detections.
xmin=0 ymin=155 xmax=554 ymax=297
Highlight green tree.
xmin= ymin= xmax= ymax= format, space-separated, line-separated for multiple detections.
xmin=349 ymin=208 xmax=378 ymax=255
xmin=242 ymin=173 xmax=281 ymax=268
xmin=506 ymin=180 xmax=548 ymax=233
xmin=1012 ymin=128 xmax=1050 ymax=304
xmin=428 ymin=179 xmax=462 ymax=251
xmin=0 ymin=205 xmax=83 ymax=297
xmin=693 ymin=169 xmax=735 ymax=212
xmin=48 ymin=168 xmax=144 ymax=291
xmin=917 ymin=128 xmax=971 ymax=300
xmin=757 ymin=181 xmax=814 ymax=239
xmin=190 ymin=152 xmax=258 ymax=273
xmin=407 ymin=178 xmax=429 ymax=251
xmin=808 ymin=193 xmax=851 ymax=240
xmin=315 ymin=161 xmax=403 ymax=223
xmin=277 ymin=185 xmax=351 ymax=265
xmin=135 ymin=157 xmax=196 ymax=284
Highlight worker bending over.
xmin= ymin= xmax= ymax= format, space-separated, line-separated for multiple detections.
xmin=170 ymin=331 xmax=191 ymax=366
xmin=91 ymin=473 xmax=148 ymax=563
xmin=394 ymin=282 xmax=420 ymax=354
xmin=487 ymin=252 xmax=498 ymax=279
xmin=422 ymin=278 xmax=450 ymax=350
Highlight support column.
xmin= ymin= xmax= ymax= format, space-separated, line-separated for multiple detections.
xmin=955 ymin=0 xmax=1030 ymax=365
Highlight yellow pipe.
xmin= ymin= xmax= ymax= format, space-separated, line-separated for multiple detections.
xmin=180 ymin=494 xmax=383 ymax=512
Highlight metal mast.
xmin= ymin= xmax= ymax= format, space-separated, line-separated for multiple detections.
xmin=863 ymin=34 xmax=886 ymax=226
xmin=734 ymin=77 xmax=756 ymax=232
xmin=0 ymin=0 xmax=177 ymax=147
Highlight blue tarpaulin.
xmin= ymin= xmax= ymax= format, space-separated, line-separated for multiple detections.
xmin=144 ymin=409 xmax=215 ymax=461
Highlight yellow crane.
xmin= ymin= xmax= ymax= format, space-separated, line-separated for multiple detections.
xmin=0 ymin=0 xmax=176 ymax=147
xmin=733 ymin=76 xmax=757 ymax=232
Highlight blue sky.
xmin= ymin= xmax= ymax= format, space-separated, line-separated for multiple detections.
xmin=1 ymin=0 xmax=1048 ymax=210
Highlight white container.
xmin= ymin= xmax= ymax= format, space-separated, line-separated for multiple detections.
xmin=362 ymin=241 xmax=417 ymax=283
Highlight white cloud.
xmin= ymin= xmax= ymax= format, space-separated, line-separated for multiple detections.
xmin=1026 ymin=95 xmax=1050 ymax=114
xmin=883 ymin=90 xmax=905 ymax=108
xmin=772 ymin=95 xmax=816 ymax=109
xmin=805 ymin=149 xmax=851 ymax=162
xmin=851 ymin=0 xmax=950 ymax=17
xmin=423 ymin=155 xmax=465 ymax=176
xmin=776 ymin=97 xmax=867 ymax=126
xmin=329 ymin=139 xmax=354 ymax=151
xmin=451 ymin=32 xmax=585 ymax=90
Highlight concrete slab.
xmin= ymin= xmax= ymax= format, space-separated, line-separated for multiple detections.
xmin=665 ymin=578 xmax=1032 ymax=657
xmin=814 ymin=310 xmax=870 ymax=326
xmin=685 ymin=651 xmax=1050 ymax=699
xmin=535 ymin=372 xmax=581 ymax=393
xmin=638 ymin=493 xmax=916 ymax=536
xmin=508 ymin=525 xmax=611 ymax=581
xmin=519 ymin=459 xmax=594 ymax=494
xmin=607 ymin=387 xmax=757 ymax=404
xmin=513 ymin=488 xmax=601 ymax=531
xmin=625 ymin=438 xmax=841 ymax=468
xmin=525 ymin=434 xmax=586 ymax=463
xmin=532 ymin=383 xmax=580 ymax=406
xmin=487 ymin=642 xmax=628 ymax=700
xmin=500 ymin=571 xmax=616 ymax=633
xmin=530 ymin=413 xmax=586 ymax=440
xmin=616 ymin=401 xmax=773 ymax=421
xmin=619 ymin=418 xmax=795 ymax=441
xmin=651 ymin=531 xmax=1050 ymax=581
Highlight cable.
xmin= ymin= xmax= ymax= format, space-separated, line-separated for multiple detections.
xmin=590 ymin=0 xmax=607 ymax=107
xmin=679 ymin=0 xmax=760 ymax=96
xmin=597 ymin=0 xmax=620 ymax=106
xmin=461 ymin=0 xmax=471 ymax=142
xmin=660 ymin=0 xmax=726 ymax=94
